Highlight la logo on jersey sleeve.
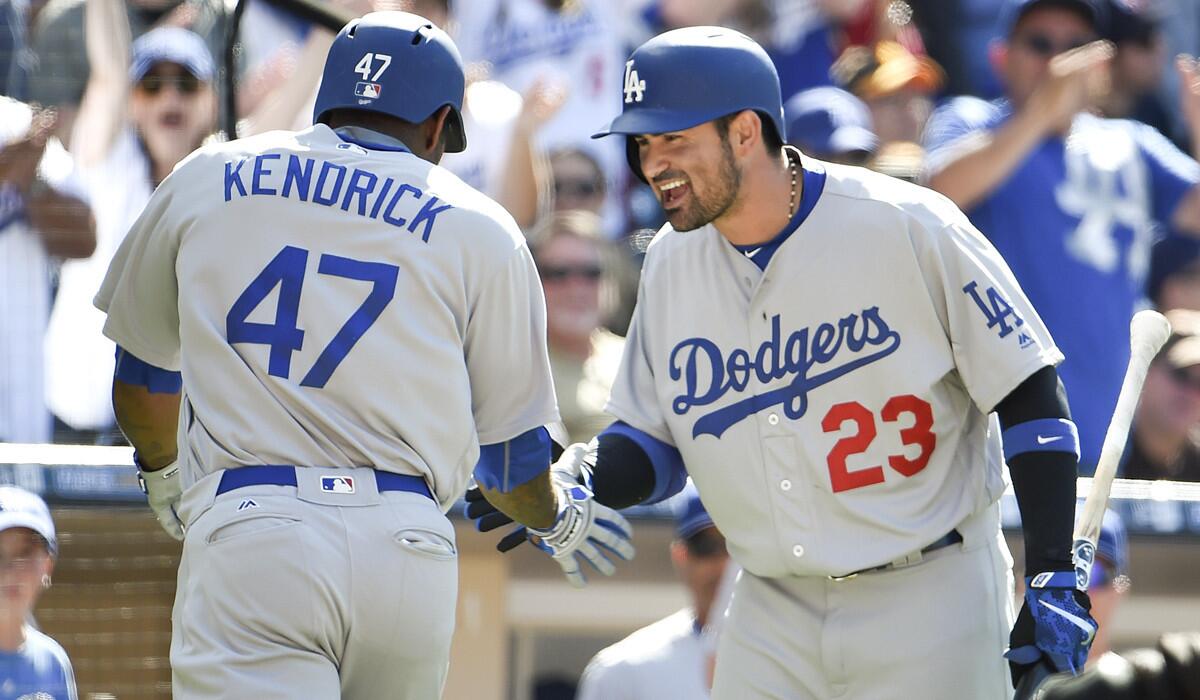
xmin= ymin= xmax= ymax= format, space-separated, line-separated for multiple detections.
xmin=962 ymin=280 xmax=1033 ymax=348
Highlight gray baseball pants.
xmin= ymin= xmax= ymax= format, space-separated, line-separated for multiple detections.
xmin=170 ymin=467 xmax=457 ymax=699
xmin=712 ymin=504 xmax=1016 ymax=700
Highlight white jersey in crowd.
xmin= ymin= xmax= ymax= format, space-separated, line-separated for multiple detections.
xmin=440 ymin=80 xmax=522 ymax=202
xmin=0 ymin=97 xmax=87 ymax=443
xmin=452 ymin=0 xmax=628 ymax=235
xmin=577 ymin=608 xmax=710 ymax=700
xmin=94 ymin=125 xmax=559 ymax=509
xmin=608 ymin=159 xmax=1062 ymax=578
xmin=45 ymin=128 xmax=153 ymax=431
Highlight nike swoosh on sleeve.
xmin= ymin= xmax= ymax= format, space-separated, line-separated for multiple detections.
xmin=1036 ymin=435 xmax=1063 ymax=444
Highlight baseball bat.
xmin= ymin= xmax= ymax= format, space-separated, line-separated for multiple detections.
xmin=1013 ymin=310 xmax=1172 ymax=700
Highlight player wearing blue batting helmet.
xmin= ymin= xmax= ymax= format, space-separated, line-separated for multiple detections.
xmin=313 ymin=11 xmax=467 ymax=153
xmin=592 ymin=26 xmax=786 ymax=182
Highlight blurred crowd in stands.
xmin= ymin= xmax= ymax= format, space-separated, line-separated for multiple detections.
xmin=4 ymin=0 xmax=1200 ymax=483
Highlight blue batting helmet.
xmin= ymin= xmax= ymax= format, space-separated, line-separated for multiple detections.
xmin=313 ymin=11 xmax=466 ymax=153
xmin=592 ymin=26 xmax=786 ymax=179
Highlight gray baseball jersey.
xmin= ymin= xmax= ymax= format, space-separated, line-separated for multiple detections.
xmin=607 ymin=161 xmax=1061 ymax=578
xmin=94 ymin=124 xmax=559 ymax=509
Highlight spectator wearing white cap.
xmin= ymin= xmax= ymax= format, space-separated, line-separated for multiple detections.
xmin=576 ymin=485 xmax=729 ymax=699
xmin=45 ymin=0 xmax=210 ymax=440
xmin=0 ymin=486 xmax=77 ymax=700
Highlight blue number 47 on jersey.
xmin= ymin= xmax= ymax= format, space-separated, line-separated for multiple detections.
xmin=226 ymin=245 xmax=399 ymax=388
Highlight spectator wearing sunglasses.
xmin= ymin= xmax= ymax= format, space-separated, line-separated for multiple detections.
xmin=528 ymin=210 xmax=624 ymax=444
xmin=549 ymin=147 xmax=607 ymax=216
xmin=923 ymin=0 xmax=1200 ymax=474
xmin=577 ymin=484 xmax=729 ymax=700
xmin=21 ymin=0 xmax=223 ymax=145
xmin=1122 ymin=309 xmax=1200 ymax=482
xmin=43 ymin=0 xmax=212 ymax=442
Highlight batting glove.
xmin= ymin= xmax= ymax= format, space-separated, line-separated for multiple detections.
xmin=136 ymin=455 xmax=184 ymax=541
xmin=464 ymin=441 xmax=597 ymax=553
xmin=1007 ymin=571 xmax=1097 ymax=686
xmin=529 ymin=477 xmax=634 ymax=588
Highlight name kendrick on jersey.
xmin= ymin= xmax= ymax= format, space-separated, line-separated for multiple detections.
xmin=670 ymin=308 xmax=901 ymax=439
xmin=223 ymin=154 xmax=453 ymax=242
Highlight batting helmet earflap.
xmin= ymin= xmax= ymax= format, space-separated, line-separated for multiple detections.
xmin=313 ymin=11 xmax=467 ymax=153
xmin=591 ymin=26 xmax=786 ymax=180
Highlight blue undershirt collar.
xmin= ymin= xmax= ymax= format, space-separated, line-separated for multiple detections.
xmin=732 ymin=153 xmax=827 ymax=271
xmin=332 ymin=126 xmax=412 ymax=153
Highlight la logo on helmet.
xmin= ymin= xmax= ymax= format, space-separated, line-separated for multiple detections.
xmin=623 ymin=60 xmax=645 ymax=104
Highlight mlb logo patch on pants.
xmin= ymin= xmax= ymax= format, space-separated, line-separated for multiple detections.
xmin=321 ymin=476 xmax=355 ymax=494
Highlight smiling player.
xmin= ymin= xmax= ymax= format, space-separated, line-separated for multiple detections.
xmin=472 ymin=26 xmax=1097 ymax=698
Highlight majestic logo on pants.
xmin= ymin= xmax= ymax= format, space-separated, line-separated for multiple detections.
xmin=669 ymin=307 xmax=901 ymax=438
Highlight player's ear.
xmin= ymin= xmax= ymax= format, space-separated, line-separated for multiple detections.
xmin=425 ymin=106 xmax=452 ymax=154
xmin=729 ymin=110 xmax=760 ymax=158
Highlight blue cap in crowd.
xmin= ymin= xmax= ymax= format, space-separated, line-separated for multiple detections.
xmin=783 ymin=86 xmax=877 ymax=160
xmin=1103 ymin=0 xmax=1162 ymax=44
xmin=130 ymin=27 xmax=215 ymax=84
xmin=999 ymin=0 xmax=1106 ymax=36
xmin=1096 ymin=509 xmax=1128 ymax=575
xmin=0 ymin=486 xmax=57 ymax=556
xmin=675 ymin=483 xmax=714 ymax=540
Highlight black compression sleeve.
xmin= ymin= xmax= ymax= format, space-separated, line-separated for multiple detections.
xmin=994 ymin=365 xmax=1078 ymax=574
xmin=590 ymin=432 xmax=657 ymax=509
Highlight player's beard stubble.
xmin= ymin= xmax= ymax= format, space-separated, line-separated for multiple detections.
xmin=662 ymin=135 xmax=742 ymax=232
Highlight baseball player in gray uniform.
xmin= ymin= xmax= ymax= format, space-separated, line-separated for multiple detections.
xmin=473 ymin=27 xmax=1097 ymax=699
xmin=93 ymin=12 xmax=634 ymax=699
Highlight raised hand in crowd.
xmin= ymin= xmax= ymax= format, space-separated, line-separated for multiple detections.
xmin=501 ymin=78 xmax=568 ymax=227
xmin=0 ymin=108 xmax=57 ymax=194
xmin=1026 ymin=40 xmax=1113 ymax=136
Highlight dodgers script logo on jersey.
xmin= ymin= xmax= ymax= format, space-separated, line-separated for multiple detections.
xmin=669 ymin=307 xmax=901 ymax=439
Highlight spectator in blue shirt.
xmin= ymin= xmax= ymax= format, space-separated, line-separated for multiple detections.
xmin=922 ymin=0 xmax=1200 ymax=472
xmin=0 ymin=486 xmax=77 ymax=700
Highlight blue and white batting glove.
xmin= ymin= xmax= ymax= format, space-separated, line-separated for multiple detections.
xmin=1006 ymin=571 xmax=1097 ymax=684
xmin=136 ymin=455 xmax=184 ymax=541
xmin=528 ymin=478 xmax=634 ymax=588
xmin=464 ymin=441 xmax=598 ymax=552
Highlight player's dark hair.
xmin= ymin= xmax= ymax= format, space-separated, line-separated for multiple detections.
xmin=714 ymin=110 xmax=784 ymax=155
